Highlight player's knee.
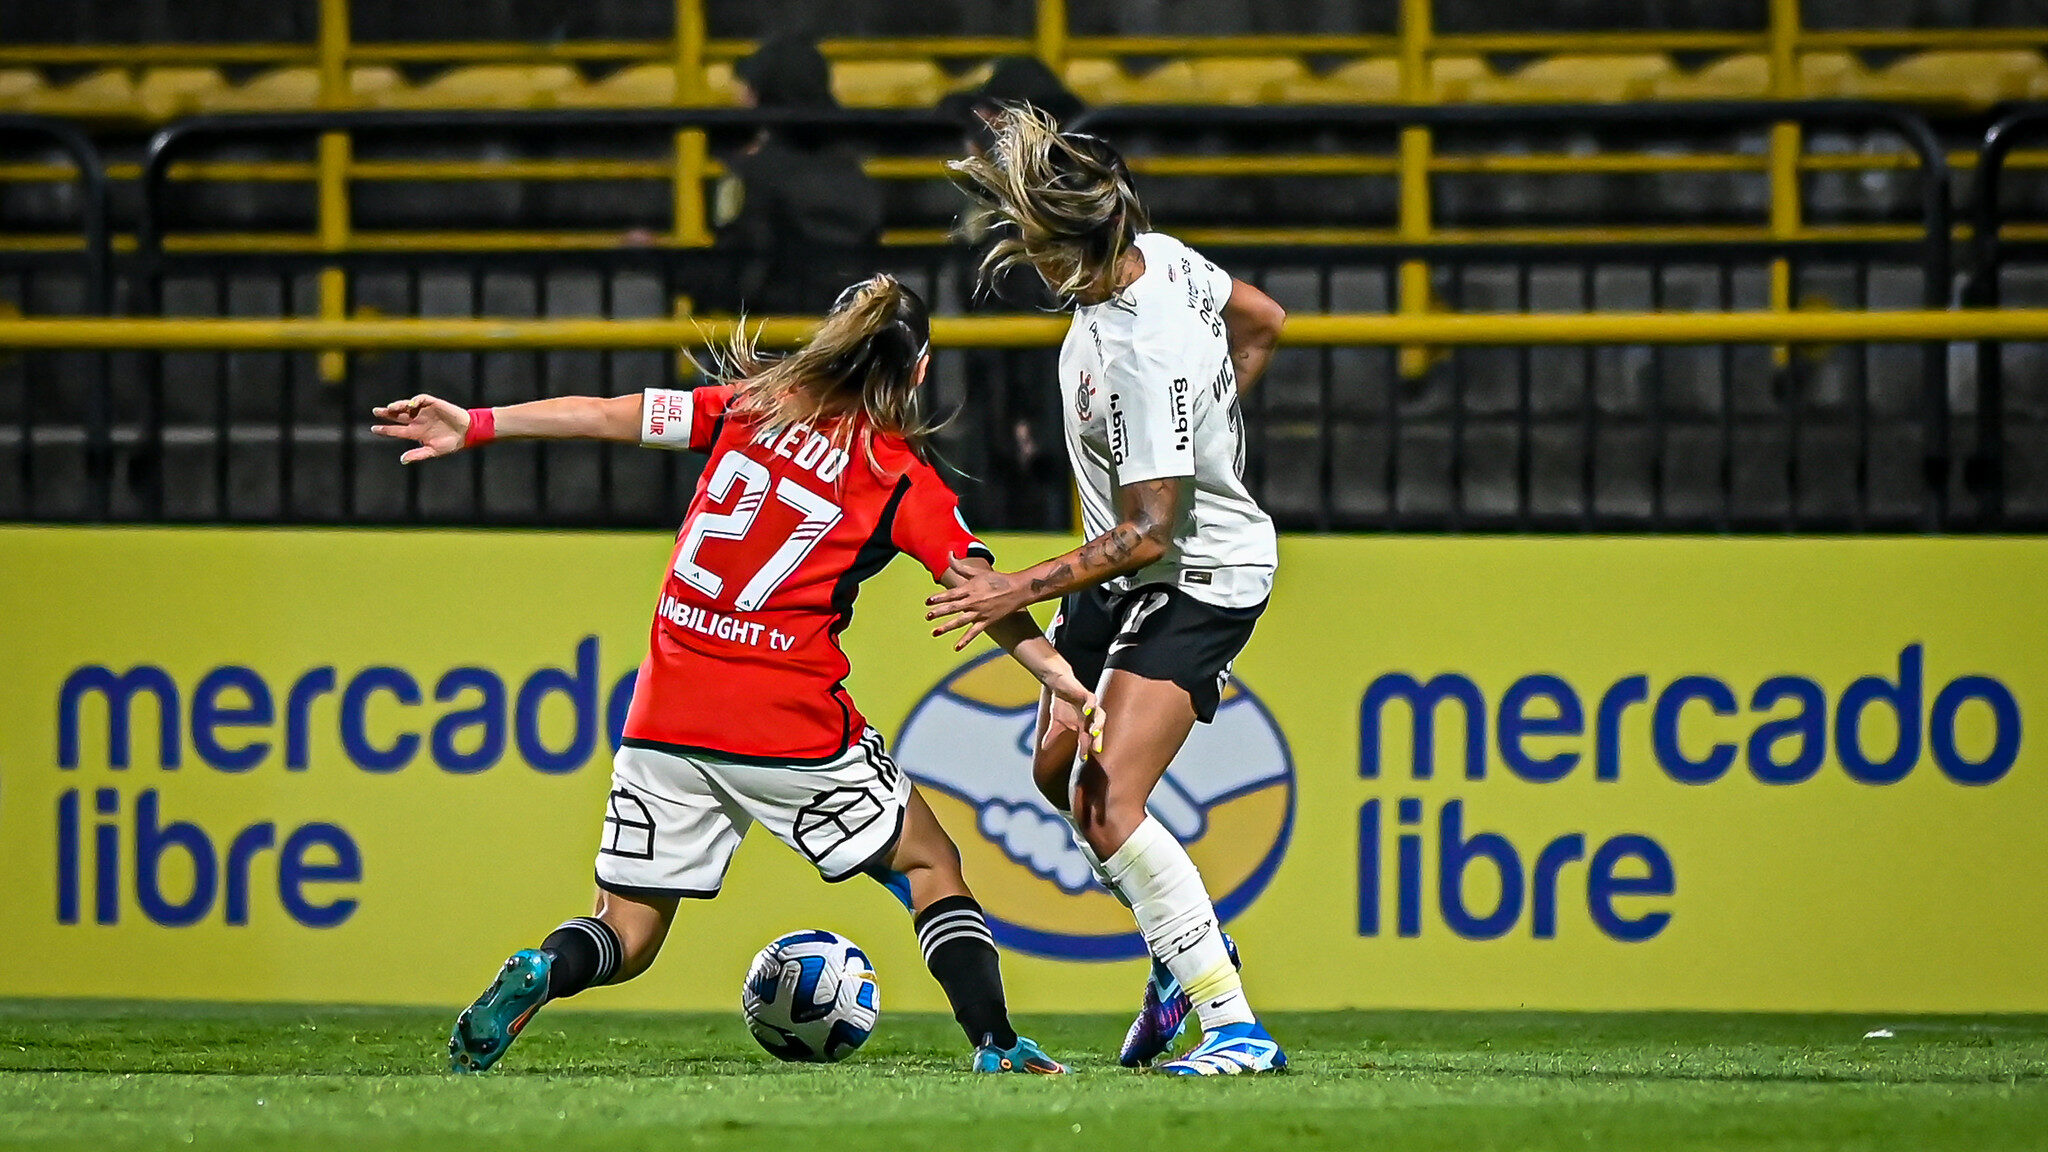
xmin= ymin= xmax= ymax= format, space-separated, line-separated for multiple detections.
xmin=1074 ymin=809 xmax=1139 ymax=861
xmin=1068 ymin=777 xmax=1144 ymax=859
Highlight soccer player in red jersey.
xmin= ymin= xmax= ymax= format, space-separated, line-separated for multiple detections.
xmin=371 ymin=276 xmax=1084 ymax=1074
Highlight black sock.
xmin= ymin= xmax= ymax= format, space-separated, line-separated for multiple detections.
xmin=540 ymin=917 xmax=623 ymax=1000
xmin=914 ymin=895 xmax=1017 ymax=1048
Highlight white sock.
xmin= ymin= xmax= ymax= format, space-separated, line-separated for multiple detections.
xmin=1102 ymin=816 xmax=1254 ymax=1033
xmin=1063 ymin=814 xmax=1131 ymax=907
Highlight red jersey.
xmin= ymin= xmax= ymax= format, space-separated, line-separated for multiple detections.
xmin=622 ymin=385 xmax=991 ymax=763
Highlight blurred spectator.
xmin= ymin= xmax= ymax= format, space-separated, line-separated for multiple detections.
xmin=939 ymin=56 xmax=1086 ymax=138
xmin=705 ymin=34 xmax=884 ymax=313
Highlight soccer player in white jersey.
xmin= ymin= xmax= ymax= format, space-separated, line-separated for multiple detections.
xmin=931 ymin=107 xmax=1290 ymax=1075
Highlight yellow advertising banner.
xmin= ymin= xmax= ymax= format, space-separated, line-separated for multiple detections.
xmin=1 ymin=528 xmax=2041 ymax=1013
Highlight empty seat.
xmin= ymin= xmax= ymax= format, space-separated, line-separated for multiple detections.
xmin=24 ymin=69 xmax=137 ymax=118
xmin=1648 ymin=53 xmax=1768 ymax=100
xmin=349 ymin=65 xmax=403 ymax=105
xmin=1464 ymin=53 xmax=1674 ymax=103
xmin=1862 ymin=49 xmax=2047 ymax=106
xmin=1188 ymin=57 xmax=1310 ymax=104
xmin=555 ymin=62 xmax=741 ymax=108
xmin=1429 ymin=56 xmax=1493 ymax=102
xmin=1057 ymin=58 xmax=1205 ymax=104
xmin=197 ymin=65 xmax=399 ymax=111
xmin=135 ymin=67 xmax=226 ymax=120
xmin=703 ymin=61 xmax=743 ymax=105
xmin=830 ymin=60 xmax=947 ymax=107
xmin=1061 ymin=58 xmax=1126 ymax=104
xmin=1796 ymin=52 xmax=1869 ymax=98
xmin=1101 ymin=59 xmax=1202 ymax=102
xmin=381 ymin=64 xmax=582 ymax=110
xmin=199 ymin=66 xmax=320 ymax=111
xmin=1274 ymin=57 xmax=1402 ymax=102
xmin=0 ymin=69 xmax=42 ymax=107
xmin=556 ymin=63 xmax=674 ymax=107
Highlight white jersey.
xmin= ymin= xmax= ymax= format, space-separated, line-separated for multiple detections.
xmin=1058 ymin=231 xmax=1278 ymax=609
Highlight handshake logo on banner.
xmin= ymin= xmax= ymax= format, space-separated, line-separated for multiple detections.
xmin=893 ymin=652 xmax=1295 ymax=960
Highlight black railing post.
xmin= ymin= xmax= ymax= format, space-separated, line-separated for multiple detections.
xmin=1964 ymin=108 xmax=2047 ymax=529
xmin=0 ymin=117 xmax=112 ymax=518
xmin=1877 ymin=108 xmax=1955 ymax=532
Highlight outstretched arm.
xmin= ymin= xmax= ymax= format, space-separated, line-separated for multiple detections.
xmin=936 ymin=556 xmax=1105 ymax=751
xmin=371 ymin=392 xmax=643 ymax=463
xmin=1222 ymin=278 xmax=1286 ymax=393
xmin=924 ymin=476 xmax=1184 ymax=649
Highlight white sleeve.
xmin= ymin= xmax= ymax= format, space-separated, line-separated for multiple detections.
xmin=1102 ymin=317 xmax=1197 ymax=485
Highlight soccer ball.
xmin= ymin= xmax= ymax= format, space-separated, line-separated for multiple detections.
xmin=740 ymin=930 xmax=879 ymax=1062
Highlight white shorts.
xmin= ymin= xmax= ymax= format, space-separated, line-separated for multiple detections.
xmin=595 ymin=730 xmax=911 ymax=897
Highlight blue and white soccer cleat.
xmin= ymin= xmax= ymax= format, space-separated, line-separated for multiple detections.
xmin=449 ymin=949 xmax=551 ymax=1073
xmin=972 ymin=1033 xmax=1066 ymax=1075
xmin=1118 ymin=933 xmax=1241 ymax=1068
xmin=1156 ymin=1020 xmax=1287 ymax=1076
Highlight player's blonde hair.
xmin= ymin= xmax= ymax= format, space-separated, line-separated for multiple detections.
xmin=715 ymin=275 xmax=936 ymax=470
xmin=948 ymin=103 xmax=1150 ymax=305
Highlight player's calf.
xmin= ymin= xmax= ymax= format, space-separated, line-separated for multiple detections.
xmin=875 ymin=792 xmax=1066 ymax=1073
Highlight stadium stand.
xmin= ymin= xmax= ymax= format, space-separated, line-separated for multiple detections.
xmin=0 ymin=0 xmax=2044 ymax=532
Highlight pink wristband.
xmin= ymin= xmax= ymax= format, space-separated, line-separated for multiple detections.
xmin=464 ymin=407 xmax=496 ymax=447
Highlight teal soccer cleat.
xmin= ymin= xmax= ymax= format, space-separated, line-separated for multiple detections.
xmin=1156 ymin=1020 xmax=1287 ymax=1076
xmin=972 ymin=1033 xmax=1066 ymax=1074
xmin=449 ymin=949 xmax=551 ymax=1073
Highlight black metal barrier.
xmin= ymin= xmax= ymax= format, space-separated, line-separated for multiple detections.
xmin=6 ymin=102 xmax=2040 ymax=530
xmin=1965 ymin=104 xmax=2048 ymax=527
xmin=1077 ymin=101 xmax=1959 ymax=528
xmin=0 ymin=117 xmax=112 ymax=518
xmin=0 ymin=115 xmax=111 ymax=315
xmin=27 ymin=236 xmax=1979 ymax=533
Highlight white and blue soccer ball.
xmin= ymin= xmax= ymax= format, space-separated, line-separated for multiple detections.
xmin=740 ymin=930 xmax=879 ymax=1063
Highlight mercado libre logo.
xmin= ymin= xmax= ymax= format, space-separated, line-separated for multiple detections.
xmin=895 ymin=652 xmax=1294 ymax=960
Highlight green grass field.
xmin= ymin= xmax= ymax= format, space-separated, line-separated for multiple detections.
xmin=3 ymin=1001 xmax=2045 ymax=1152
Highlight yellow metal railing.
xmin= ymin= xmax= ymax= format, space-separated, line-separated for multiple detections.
xmin=3 ymin=311 xmax=2046 ymax=350
xmin=17 ymin=145 xmax=2048 ymax=188
xmin=4 ymin=0 xmax=2039 ymax=257
xmin=5 ymin=0 xmax=2038 ymax=365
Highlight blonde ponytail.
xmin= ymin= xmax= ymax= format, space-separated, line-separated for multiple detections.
xmin=712 ymin=275 xmax=937 ymax=471
xmin=948 ymin=103 xmax=1149 ymax=305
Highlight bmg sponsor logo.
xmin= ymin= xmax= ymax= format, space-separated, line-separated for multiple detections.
xmin=894 ymin=651 xmax=1293 ymax=960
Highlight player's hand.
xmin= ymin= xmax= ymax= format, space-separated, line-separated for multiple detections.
xmin=925 ymin=557 xmax=1035 ymax=651
xmin=1043 ymin=673 xmax=1106 ymax=756
xmin=371 ymin=394 xmax=470 ymax=464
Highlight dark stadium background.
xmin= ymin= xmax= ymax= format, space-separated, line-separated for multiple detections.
xmin=3 ymin=0 xmax=2046 ymax=533
xmin=5 ymin=3 xmax=2048 ymax=1149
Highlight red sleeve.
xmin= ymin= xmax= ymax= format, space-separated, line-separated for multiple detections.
xmin=641 ymin=385 xmax=736 ymax=452
xmin=890 ymin=457 xmax=995 ymax=582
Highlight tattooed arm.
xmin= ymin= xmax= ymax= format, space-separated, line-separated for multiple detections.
xmin=1222 ymin=278 xmax=1286 ymax=393
xmin=925 ymin=477 xmax=1184 ymax=649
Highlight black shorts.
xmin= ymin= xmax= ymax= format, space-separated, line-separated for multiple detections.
xmin=1050 ymin=583 xmax=1265 ymax=723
